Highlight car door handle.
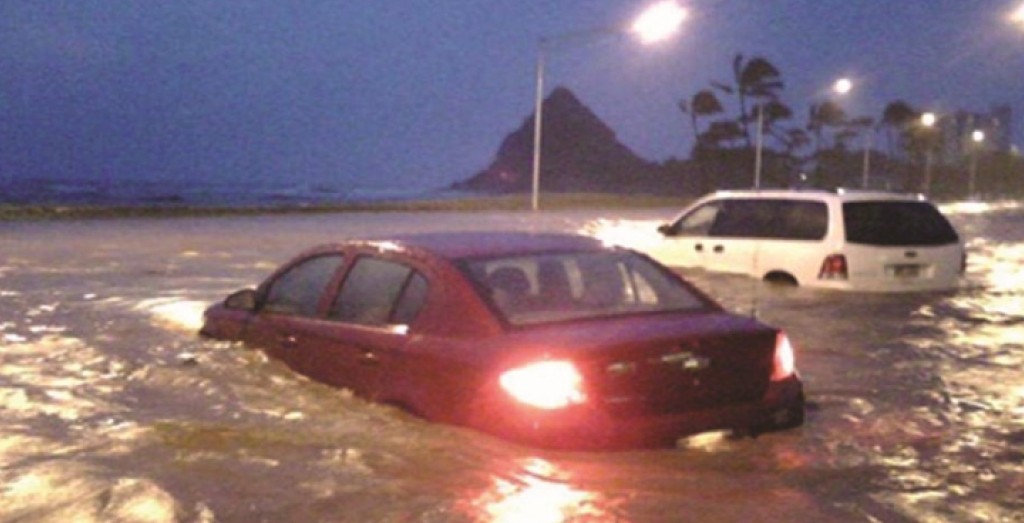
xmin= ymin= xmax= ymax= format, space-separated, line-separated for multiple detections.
xmin=712 ymin=245 xmax=724 ymax=254
xmin=359 ymin=349 xmax=379 ymax=365
xmin=281 ymin=335 xmax=299 ymax=349
xmin=694 ymin=243 xmax=704 ymax=252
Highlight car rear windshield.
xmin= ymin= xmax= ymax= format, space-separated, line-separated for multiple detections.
xmin=843 ymin=201 xmax=959 ymax=246
xmin=461 ymin=250 xmax=710 ymax=326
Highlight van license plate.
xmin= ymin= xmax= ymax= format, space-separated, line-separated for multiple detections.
xmin=890 ymin=264 xmax=921 ymax=278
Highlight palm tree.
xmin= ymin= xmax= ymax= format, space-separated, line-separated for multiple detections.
xmin=730 ymin=54 xmax=785 ymax=146
xmin=881 ymin=100 xmax=919 ymax=158
xmin=679 ymin=89 xmax=724 ymax=150
xmin=701 ymin=120 xmax=746 ymax=149
xmin=758 ymin=99 xmax=794 ymax=139
xmin=808 ymin=101 xmax=847 ymax=151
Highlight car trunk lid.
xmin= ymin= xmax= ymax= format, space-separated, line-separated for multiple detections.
xmin=500 ymin=312 xmax=779 ymax=416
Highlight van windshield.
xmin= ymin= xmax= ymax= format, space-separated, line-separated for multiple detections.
xmin=843 ymin=201 xmax=959 ymax=246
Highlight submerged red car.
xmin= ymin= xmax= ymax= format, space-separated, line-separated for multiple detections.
xmin=201 ymin=232 xmax=804 ymax=449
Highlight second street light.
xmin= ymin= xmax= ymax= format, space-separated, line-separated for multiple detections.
xmin=530 ymin=1 xmax=687 ymax=211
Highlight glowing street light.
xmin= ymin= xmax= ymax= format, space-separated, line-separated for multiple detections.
xmin=833 ymin=77 xmax=853 ymax=95
xmin=1012 ymin=2 xmax=1024 ymax=25
xmin=531 ymin=2 xmax=687 ymax=211
xmin=631 ymin=1 xmax=689 ymax=43
xmin=921 ymin=111 xmax=937 ymax=127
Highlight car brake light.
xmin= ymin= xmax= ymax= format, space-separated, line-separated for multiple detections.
xmin=818 ymin=254 xmax=848 ymax=280
xmin=771 ymin=332 xmax=797 ymax=381
xmin=499 ymin=361 xmax=587 ymax=410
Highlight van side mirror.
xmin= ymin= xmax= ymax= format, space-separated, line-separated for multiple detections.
xmin=657 ymin=223 xmax=677 ymax=237
xmin=224 ymin=289 xmax=258 ymax=311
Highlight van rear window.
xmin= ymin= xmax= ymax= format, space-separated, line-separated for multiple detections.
xmin=843 ymin=201 xmax=959 ymax=246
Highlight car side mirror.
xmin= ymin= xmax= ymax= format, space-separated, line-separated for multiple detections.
xmin=224 ymin=288 xmax=258 ymax=311
xmin=657 ymin=223 xmax=677 ymax=237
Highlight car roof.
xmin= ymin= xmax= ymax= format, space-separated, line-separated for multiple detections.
xmin=707 ymin=188 xmax=930 ymax=203
xmin=362 ymin=231 xmax=608 ymax=260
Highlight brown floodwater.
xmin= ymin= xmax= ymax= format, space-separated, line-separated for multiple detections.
xmin=1 ymin=203 xmax=1021 ymax=522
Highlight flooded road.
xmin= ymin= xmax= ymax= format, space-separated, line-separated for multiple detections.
xmin=1 ymin=204 xmax=1022 ymax=522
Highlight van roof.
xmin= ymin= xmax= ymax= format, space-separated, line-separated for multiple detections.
xmin=708 ymin=188 xmax=929 ymax=203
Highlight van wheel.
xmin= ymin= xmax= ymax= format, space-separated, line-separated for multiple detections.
xmin=763 ymin=272 xmax=798 ymax=286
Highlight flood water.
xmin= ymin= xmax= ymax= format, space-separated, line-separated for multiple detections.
xmin=1 ymin=203 xmax=1022 ymax=522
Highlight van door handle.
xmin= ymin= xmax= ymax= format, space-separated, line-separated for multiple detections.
xmin=713 ymin=245 xmax=725 ymax=254
xmin=694 ymin=243 xmax=704 ymax=252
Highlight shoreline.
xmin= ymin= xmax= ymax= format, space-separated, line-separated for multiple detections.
xmin=0 ymin=193 xmax=693 ymax=222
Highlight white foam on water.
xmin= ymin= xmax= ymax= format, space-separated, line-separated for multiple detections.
xmin=135 ymin=298 xmax=209 ymax=333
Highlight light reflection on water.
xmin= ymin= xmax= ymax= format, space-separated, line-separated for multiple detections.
xmin=1 ymin=206 xmax=1022 ymax=522
xmin=468 ymin=458 xmax=612 ymax=523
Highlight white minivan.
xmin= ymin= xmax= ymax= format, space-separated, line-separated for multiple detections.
xmin=647 ymin=190 xmax=965 ymax=292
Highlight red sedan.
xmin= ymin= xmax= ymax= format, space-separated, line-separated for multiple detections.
xmin=201 ymin=232 xmax=804 ymax=449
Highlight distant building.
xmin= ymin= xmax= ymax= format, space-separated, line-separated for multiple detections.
xmin=935 ymin=105 xmax=1013 ymax=164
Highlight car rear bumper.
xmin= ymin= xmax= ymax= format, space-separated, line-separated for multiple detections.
xmin=810 ymin=275 xmax=961 ymax=293
xmin=470 ymin=375 xmax=805 ymax=450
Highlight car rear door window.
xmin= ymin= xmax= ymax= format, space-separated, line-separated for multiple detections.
xmin=330 ymin=257 xmax=426 ymax=327
xmin=843 ymin=201 xmax=959 ymax=246
xmin=263 ymin=254 xmax=345 ymax=316
xmin=392 ymin=273 xmax=428 ymax=326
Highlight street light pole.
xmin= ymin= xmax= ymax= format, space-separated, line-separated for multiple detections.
xmin=531 ymin=43 xmax=546 ymax=212
xmin=861 ymin=129 xmax=873 ymax=188
xmin=968 ymin=129 xmax=984 ymax=199
xmin=753 ymin=105 xmax=764 ymax=189
xmin=921 ymin=112 xmax=937 ymax=195
xmin=529 ymin=1 xmax=686 ymax=211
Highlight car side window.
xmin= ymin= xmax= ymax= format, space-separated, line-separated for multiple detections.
xmin=673 ymin=203 xmax=720 ymax=236
xmin=329 ymin=257 xmax=426 ymax=327
xmin=263 ymin=254 xmax=344 ymax=316
xmin=392 ymin=273 xmax=428 ymax=326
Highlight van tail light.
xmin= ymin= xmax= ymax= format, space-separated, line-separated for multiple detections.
xmin=499 ymin=361 xmax=587 ymax=410
xmin=818 ymin=254 xmax=848 ymax=280
xmin=771 ymin=333 xmax=797 ymax=382
xmin=960 ymin=250 xmax=967 ymax=274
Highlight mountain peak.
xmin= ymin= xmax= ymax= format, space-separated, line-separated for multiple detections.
xmin=453 ymin=87 xmax=656 ymax=194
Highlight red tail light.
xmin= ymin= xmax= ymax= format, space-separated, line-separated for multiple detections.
xmin=499 ymin=361 xmax=587 ymax=410
xmin=818 ymin=254 xmax=848 ymax=280
xmin=771 ymin=332 xmax=797 ymax=381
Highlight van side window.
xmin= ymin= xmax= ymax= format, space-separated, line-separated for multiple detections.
xmin=776 ymin=201 xmax=828 ymax=240
xmin=709 ymin=200 xmax=761 ymax=237
xmin=709 ymin=199 xmax=827 ymax=240
xmin=673 ymin=203 xmax=720 ymax=236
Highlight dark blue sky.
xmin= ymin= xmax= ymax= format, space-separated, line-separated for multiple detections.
xmin=3 ymin=1 xmax=1022 ymax=194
